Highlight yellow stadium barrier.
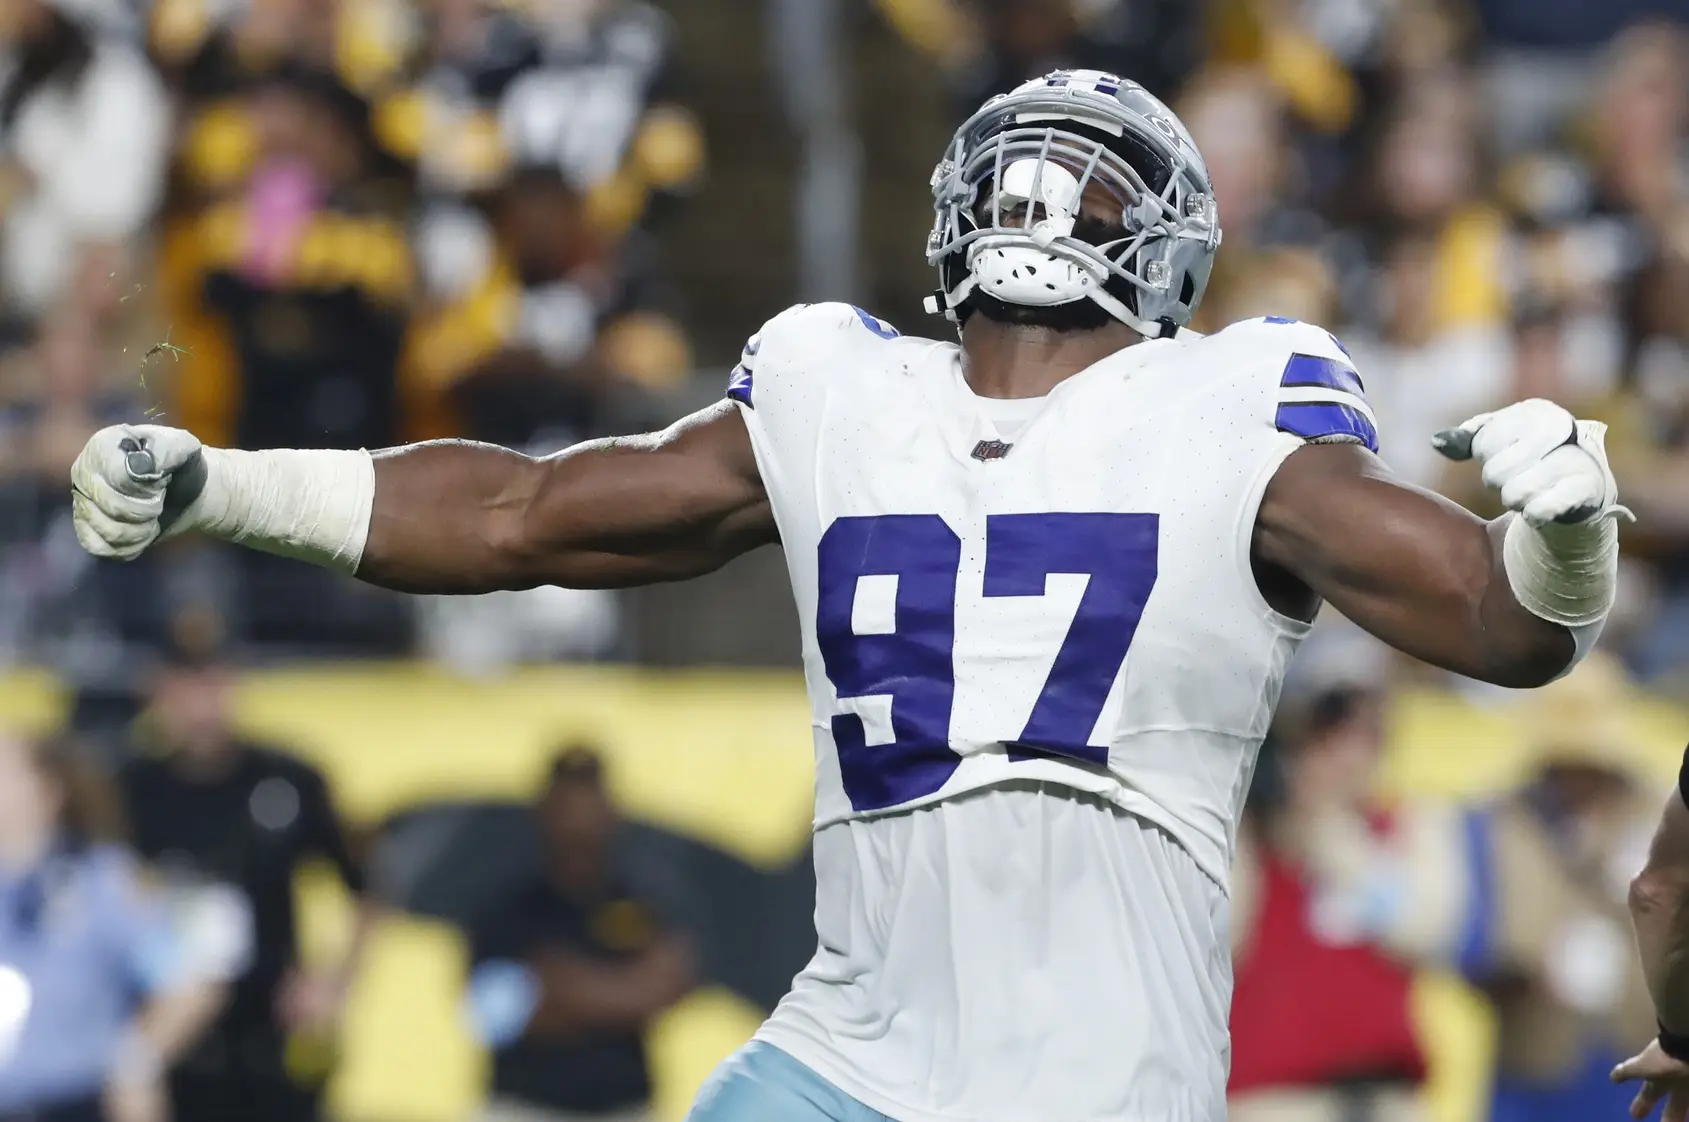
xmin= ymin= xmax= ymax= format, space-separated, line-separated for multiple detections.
xmin=3 ymin=665 xmax=1684 ymax=1122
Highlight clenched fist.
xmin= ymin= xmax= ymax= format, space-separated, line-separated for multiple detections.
xmin=1432 ymin=398 xmax=1630 ymax=527
xmin=69 ymin=425 xmax=208 ymax=561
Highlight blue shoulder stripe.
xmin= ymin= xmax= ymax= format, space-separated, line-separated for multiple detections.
xmin=851 ymin=306 xmax=899 ymax=339
xmin=726 ymin=331 xmax=763 ymax=407
xmin=726 ymin=363 xmax=753 ymax=407
xmin=1280 ymin=352 xmax=1365 ymax=399
xmin=1276 ymin=401 xmax=1378 ymax=453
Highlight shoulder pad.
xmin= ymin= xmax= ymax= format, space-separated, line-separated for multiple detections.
xmin=726 ymin=303 xmax=900 ymax=409
xmin=1220 ymin=316 xmax=1376 ymax=454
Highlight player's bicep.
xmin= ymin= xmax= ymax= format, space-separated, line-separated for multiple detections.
xmin=1254 ymin=442 xmax=1569 ymax=685
xmin=517 ymin=400 xmax=776 ymax=586
xmin=1256 ymin=443 xmax=1481 ymax=598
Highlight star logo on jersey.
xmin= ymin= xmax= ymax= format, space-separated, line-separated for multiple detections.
xmin=971 ymin=439 xmax=1014 ymax=462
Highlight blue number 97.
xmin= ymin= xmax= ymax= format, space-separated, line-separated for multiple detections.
xmin=817 ymin=512 xmax=1159 ymax=811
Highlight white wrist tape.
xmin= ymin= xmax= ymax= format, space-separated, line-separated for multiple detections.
xmin=1502 ymin=513 xmax=1619 ymax=674
xmin=174 ymin=447 xmax=376 ymax=574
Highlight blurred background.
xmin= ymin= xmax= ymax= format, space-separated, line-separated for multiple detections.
xmin=1 ymin=0 xmax=1688 ymax=1120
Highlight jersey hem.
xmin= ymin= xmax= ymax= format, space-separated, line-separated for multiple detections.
xmin=753 ymin=1027 xmax=1202 ymax=1122
xmin=754 ymin=1026 xmax=989 ymax=1122
xmin=810 ymin=766 xmax=1235 ymax=891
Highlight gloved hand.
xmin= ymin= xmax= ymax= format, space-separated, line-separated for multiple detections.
xmin=1432 ymin=398 xmax=1632 ymax=527
xmin=69 ymin=424 xmax=209 ymax=561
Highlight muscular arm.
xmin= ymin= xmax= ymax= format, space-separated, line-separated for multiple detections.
xmin=359 ymin=401 xmax=776 ymax=593
xmin=1631 ymin=788 xmax=1689 ymax=1034
xmin=1253 ymin=442 xmax=1573 ymax=688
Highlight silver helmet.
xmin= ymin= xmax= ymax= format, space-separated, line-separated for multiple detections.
xmin=925 ymin=70 xmax=1220 ymax=338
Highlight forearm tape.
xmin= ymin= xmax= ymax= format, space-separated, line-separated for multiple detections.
xmin=1501 ymin=513 xmax=1618 ymax=669
xmin=179 ymin=448 xmax=376 ymax=574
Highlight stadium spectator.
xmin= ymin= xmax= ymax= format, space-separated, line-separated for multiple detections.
xmin=0 ymin=308 xmax=135 ymax=545
xmin=946 ymin=0 xmax=1202 ymax=116
xmin=405 ymin=159 xmax=687 ymax=668
xmin=378 ymin=0 xmax=698 ymax=221
xmin=159 ymin=63 xmax=418 ymax=652
xmin=1176 ymin=67 xmax=1314 ymax=257
xmin=1498 ymin=22 xmax=1689 ymax=406
xmin=410 ymin=164 xmax=687 ymax=454
xmin=391 ymin=0 xmax=700 ymax=407
xmin=463 ymin=745 xmax=695 ymax=1122
xmin=0 ymin=306 xmax=169 ymax=673
xmin=1455 ymin=654 xmax=1658 ymax=1122
xmin=1345 ymin=228 xmax=1511 ymax=494
xmin=118 ymin=636 xmax=380 ymax=1122
xmin=1608 ymin=251 xmax=1689 ymax=680
xmin=0 ymin=278 xmax=193 ymax=689
xmin=1479 ymin=0 xmax=1689 ymax=54
xmin=0 ymin=728 xmax=229 ymax=1122
xmin=1195 ymin=246 xmax=1338 ymax=342
xmin=1567 ymin=24 xmax=1689 ymax=678
xmin=184 ymin=64 xmax=413 ymax=455
xmin=1229 ymin=674 xmax=1434 ymax=1122
xmin=0 ymin=0 xmax=168 ymax=325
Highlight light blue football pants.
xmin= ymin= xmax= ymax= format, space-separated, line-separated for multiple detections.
xmin=685 ymin=1041 xmax=895 ymax=1122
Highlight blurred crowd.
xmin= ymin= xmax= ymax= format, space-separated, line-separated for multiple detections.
xmin=1 ymin=0 xmax=1689 ymax=685
xmin=0 ymin=0 xmax=703 ymax=679
xmin=4 ymin=0 xmax=1689 ymax=1120
xmin=1231 ymin=639 xmax=1668 ymax=1122
xmin=0 ymin=633 xmax=697 ymax=1122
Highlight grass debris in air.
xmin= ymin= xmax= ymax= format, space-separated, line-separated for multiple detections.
xmin=137 ymin=325 xmax=189 ymax=420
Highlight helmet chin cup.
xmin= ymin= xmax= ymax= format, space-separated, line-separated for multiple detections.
xmin=968 ymin=241 xmax=1102 ymax=307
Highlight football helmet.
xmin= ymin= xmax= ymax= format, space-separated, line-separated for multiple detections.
xmin=925 ymin=70 xmax=1220 ymax=338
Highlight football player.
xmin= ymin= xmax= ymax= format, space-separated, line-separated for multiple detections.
xmin=72 ymin=72 xmax=1627 ymax=1121
xmin=1614 ymin=744 xmax=1689 ymax=1122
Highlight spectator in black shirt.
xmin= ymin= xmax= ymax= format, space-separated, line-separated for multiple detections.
xmin=465 ymin=746 xmax=695 ymax=1122
xmin=203 ymin=65 xmax=413 ymax=456
xmin=412 ymin=164 xmax=690 ymax=456
xmin=117 ymin=638 xmax=379 ymax=1122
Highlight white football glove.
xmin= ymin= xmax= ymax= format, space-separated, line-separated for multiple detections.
xmin=70 ymin=424 xmax=208 ymax=561
xmin=1431 ymin=398 xmax=1632 ymax=527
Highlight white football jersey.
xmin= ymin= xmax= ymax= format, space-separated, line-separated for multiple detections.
xmin=727 ymin=303 xmax=1375 ymax=1121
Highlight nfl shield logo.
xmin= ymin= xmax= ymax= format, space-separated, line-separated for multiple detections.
xmin=971 ymin=440 xmax=1013 ymax=462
